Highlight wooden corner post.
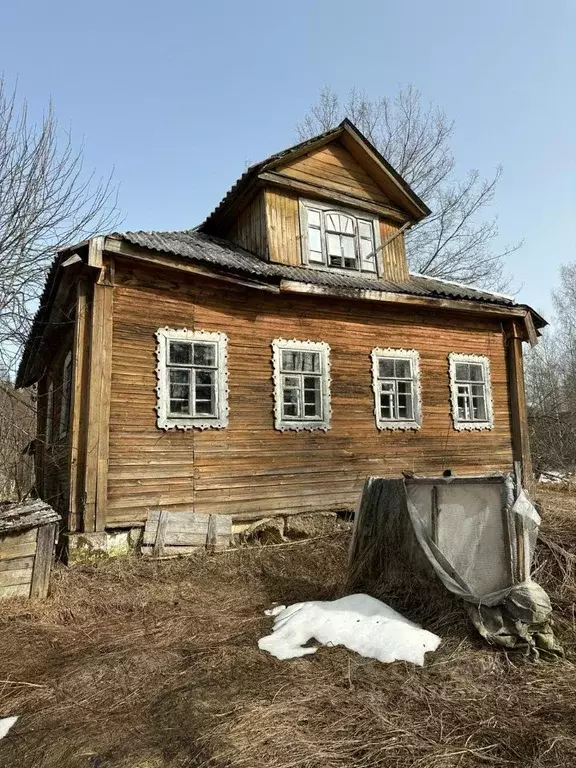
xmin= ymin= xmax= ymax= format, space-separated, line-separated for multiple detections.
xmin=506 ymin=319 xmax=532 ymax=483
xmin=83 ymin=238 xmax=114 ymax=533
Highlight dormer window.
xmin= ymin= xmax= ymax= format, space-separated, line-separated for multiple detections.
xmin=300 ymin=200 xmax=380 ymax=273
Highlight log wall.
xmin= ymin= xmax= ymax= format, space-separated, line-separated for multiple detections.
xmin=106 ymin=259 xmax=514 ymax=528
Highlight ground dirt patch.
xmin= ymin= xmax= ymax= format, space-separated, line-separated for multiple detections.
xmin=1 ymin=487 xmax=575 ymax=767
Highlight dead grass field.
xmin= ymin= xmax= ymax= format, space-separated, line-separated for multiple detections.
xmin=1 ymin=487 xmax=576 ymax=768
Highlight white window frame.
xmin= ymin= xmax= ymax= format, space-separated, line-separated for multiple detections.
xmin=45 ymin=378 xmax=54 ymax=444
xmin=155 ymin=328 xmax=229 ymax=430
xmin=272 ymin=339 xmax=331 ymax=432
xmin=371 ymin=348 xmax=422 ymax=430
xmin=59 ymin=352 xmax=72 ymax=438
xmin=448 ymin=353 xmax=493 ymax=431
xmin=299 ymin=198 xmax=381 ymax=275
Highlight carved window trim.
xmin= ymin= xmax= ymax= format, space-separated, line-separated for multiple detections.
xmin=371 ymin=348 xmax=422 ymax=431
xmin=155 ymin=328 xmax=229 ymax=430
xmin=448 ymin=352 xmax=493 ymax=431
xmin=271 ymin=339 xmax=331 ymax=432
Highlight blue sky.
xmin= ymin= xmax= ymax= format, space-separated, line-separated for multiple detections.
xmin=3 ymin=0 xmax=575 ymax=318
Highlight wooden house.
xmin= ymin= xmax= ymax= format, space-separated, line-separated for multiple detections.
xmin=16 ymin=120 xmax=544 ymax=550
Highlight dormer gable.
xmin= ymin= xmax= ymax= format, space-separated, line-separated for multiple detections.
xmin=199 ymin=120 xmax=430 ymax=284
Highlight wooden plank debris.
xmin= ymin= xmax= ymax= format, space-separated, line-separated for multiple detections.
xmin=142 ymin=510 xmax=232 ymax=556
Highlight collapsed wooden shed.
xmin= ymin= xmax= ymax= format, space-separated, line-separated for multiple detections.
xmin=0 ymin=500 xmax=60 ymax=600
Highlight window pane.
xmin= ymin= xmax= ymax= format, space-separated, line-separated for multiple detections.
xmin=457 ymin=385 xmax=470 ymax=420
xmin=327 ymin=232 xmax=341 ymax=257
xmin=169 ymin=369 xmax=189 ymax=384
xmin=282 ymin=379 xmax=300 ymax=418
xmin=309 ymin=249 xmax=324 ymax=263
xmin=360 ymin=237 xmax=375 ymax=260
xmin=308 ymin=227 xmax=322 ymax=253
xmin=170 ymin=383 xmax=189 ymax=400
xmin=302 ymin=352 xmax=319 ymax=372
xmin=195 ymin=369 xmax=215 ymax=415
xmin=193 ymin=343 xmax=216 ymax=367
xmin=358 ymin=221 xmax=373 ymax=239
xmin=303 ymin=377 xmax=321 ymax=417
xmin=170 ymin=399 xmax=190 ymax=414
xmin=325 ymin=213 xmax=340 ymax=231
xmin=282 ymin=351 xmax=299 ymax=371
xmin=455 ymin=363 xmax=469 ymax=382
xmin=397 ymin=380 xmax=412 ymax=396
xmin=169 ymin=341 xmax=192 ymax=365
xmin=472 ymin=395 xmax=487 ymax=421
xmin=342 ymin=235 xmax=357 ymax=267
xmin=308 ymin=209 xmax=321 ymax=227
xmin=394 ymin=359 xmax=411 ymax=379
xmin=379 ymin=359 xmax=395 ymax=378
xmin=397 ymin=392 xmax=413 ymax=420
xmin=380 ymin=388 xmax=394 ymax=419
xmin=469 ymin=364 xmax=484 ymax=382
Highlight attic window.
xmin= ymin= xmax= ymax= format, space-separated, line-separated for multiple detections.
xmin=155 ymin=328 xmax=229 ymax=430
xmin=448 ymin=353 xmax=493 ymax=431
xmin=300 ymin=200 xmax=379 ymax=273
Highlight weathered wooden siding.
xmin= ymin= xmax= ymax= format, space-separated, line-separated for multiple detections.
xmin=107 ymin=260 xmax=514 ymax=528
xmin=277 ymin=142 xmax=391 ymax=207
xmin=225 ymin=192 xmax=268 ymax=259
xmin=37 ymin=336 xmax=74 ymax=521
xmin=380 ymin=219 xmax=409 ymax=282
xmin=264 ymin=189 xmax=301 ymax=265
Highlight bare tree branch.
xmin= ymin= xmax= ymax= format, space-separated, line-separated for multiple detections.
xmin=0 ymin=76 xmax=120 ymax=377
xmin=297 ymin=85 xmax=519 ymax=290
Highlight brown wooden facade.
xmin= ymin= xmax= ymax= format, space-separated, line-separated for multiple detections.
xmin=18 ymin=120 xmax=540 ymax=537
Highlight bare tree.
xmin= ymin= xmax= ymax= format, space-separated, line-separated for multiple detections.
xmin=526 ymin=263 xmax=576 ymax=473
xmin=0 ymin=77 xmax=119 ymax=500
xmin=297 ymin=86 xmax=519 ymax=289
xmin=0 ymin=77 xmax=119 ymax=376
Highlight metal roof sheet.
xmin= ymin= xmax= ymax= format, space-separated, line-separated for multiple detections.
xmin=119 ymin=229 xmax=516 ymax=307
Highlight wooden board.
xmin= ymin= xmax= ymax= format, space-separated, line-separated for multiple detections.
xmin=141 ymin=510 xmax=232 ymax=555
xmin=30 ymin=523 xmax=57 ymax=599
xmin=277 ymin=141 xmax=391 ymax=207
xmin=104 ymin=260 xmax=516 ymax=527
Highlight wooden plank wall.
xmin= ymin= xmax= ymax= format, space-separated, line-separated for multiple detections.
xmin=264 ymin=189 xmax=301 ymax=265
xmin=0 ymin=528 xmax=37 ymax=600
xmin=225 ymin=192 xmax=269 ymax=260
xmin=380 ymin=219 xmax=410 ymax=283
xmin=37 ymin=335 xmax=74 ymax=522
xmin=278 ymin=142 xmax=391 ymax=206
xmin=106 ymin=260 xmax=514 ymax=528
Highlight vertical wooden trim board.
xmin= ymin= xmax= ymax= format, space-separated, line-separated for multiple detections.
xmin=506 ymin=321 xmax=532 ymax=482
xmin=30 ymin=523 xmax=57 ymax=599
xmin=68 ymin=278 xmax=90 ymax=532
xmin=83 ymin=260 xmax=114 ymax=532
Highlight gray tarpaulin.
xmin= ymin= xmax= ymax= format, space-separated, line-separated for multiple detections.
xmin=349 ymin=474 xmax=562 ymax=657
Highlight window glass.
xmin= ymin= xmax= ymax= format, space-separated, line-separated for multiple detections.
xmin=157 ymin=330 xmax=228 ymax=429
xmin=273 ymin=340 xmax=330 ymax=430
xmin=449 ymin=354 xmax=492 ymax=429
xmin=303 ymin=204 xmax=379 ymax=274
xmin=373 ymin=350 xmax=420 ymax=429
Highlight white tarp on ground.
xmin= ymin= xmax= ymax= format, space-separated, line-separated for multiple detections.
xmin=0 ymin=716 xmax=18 ymax=741
xmin=258 ymin=593 xmax=441 ymax=666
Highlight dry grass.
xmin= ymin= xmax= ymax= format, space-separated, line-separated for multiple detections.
xmin=1 ymin=487 xmax=576 ymax=768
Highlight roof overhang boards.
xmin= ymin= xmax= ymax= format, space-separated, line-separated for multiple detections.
xmin=104 ymin=237 xmax=543 ymax=346
xmin=261 ymin=120 xmax=431 ymax=224
xmin=200 ymin=119 xmax=431 ymax=234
